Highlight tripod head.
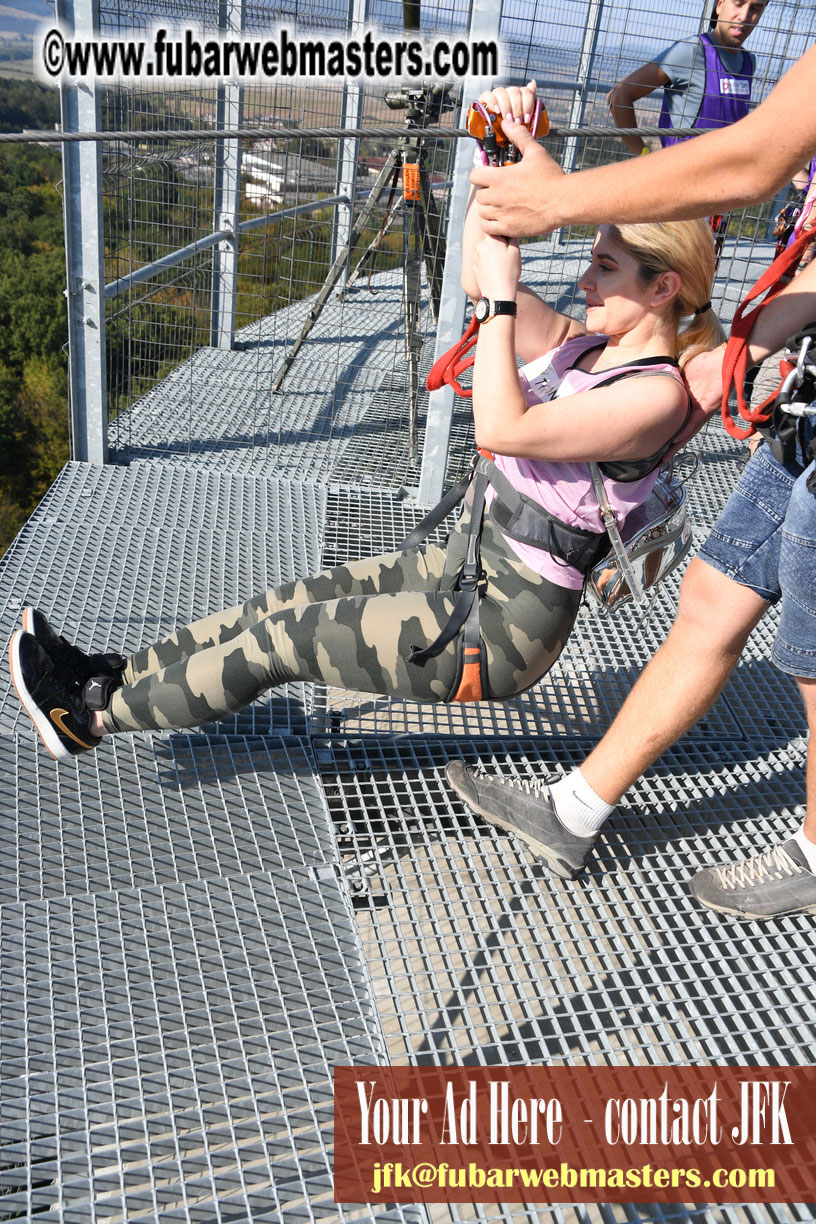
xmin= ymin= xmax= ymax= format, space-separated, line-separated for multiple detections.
xmin=384 ymin=84 xmax=455 ymax=128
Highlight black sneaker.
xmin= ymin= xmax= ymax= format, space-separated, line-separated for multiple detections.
xmin=21 ymin=607 xmax=125 ymax=685
xmin=446 ymin=761 xmax=597 ymax=878
xmin=10 ymin=630 xmax=101 ymax=761
xmin=692 ymin=839 xmax=816 ymax=919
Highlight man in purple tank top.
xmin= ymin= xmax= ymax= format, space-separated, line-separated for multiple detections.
xmin=607 ymin=0 xmax=765 ymax=157
xmin=608 ymin=0 xmax=766 ymax=257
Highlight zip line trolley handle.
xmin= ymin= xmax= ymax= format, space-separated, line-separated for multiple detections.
xmin=466 ymin=97 xmax=549 ymax=166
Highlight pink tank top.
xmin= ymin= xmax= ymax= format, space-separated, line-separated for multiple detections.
xmin=488 ymin=333 xmax=686 ymax=590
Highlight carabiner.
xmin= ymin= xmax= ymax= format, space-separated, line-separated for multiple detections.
xmin=776 ymin=354 xmax=816 ymax=418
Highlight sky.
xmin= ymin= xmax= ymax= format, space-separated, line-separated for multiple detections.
xmin=3 ymin=0 xmax=813 ymax=88
xmin=0 ymin=0 xmax=52 ymax=43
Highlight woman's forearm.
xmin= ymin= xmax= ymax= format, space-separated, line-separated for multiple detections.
xmin=471 ymin=318 xmax=528 ymax=450
xmin=461 ymin=184 xmax=484 ymax=299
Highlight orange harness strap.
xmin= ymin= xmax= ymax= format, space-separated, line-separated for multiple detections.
xmin=426 ymin=314 xmax=479 ymax=398
xmin=721 ymin=227 xmax=814 ymax=439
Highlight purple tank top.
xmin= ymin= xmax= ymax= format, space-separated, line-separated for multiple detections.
xmin=659 ymin=32 xmax=752 ymax=147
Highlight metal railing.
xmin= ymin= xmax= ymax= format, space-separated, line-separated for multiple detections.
xmin=53 ymin=0 xmax=815 ymax=502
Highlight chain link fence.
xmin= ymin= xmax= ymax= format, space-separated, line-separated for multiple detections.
xmin=66 ymin=0 xmax=816 ymax=485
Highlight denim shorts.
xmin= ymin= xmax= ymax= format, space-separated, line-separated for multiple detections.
xmin=698 ymin=425 xmax=816 ymax=679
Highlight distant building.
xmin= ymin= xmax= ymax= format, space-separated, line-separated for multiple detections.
xmin=242 ymin=148 xmax=335 ymax=207
xmin=242 ymin=151 xmax=285 ymax=205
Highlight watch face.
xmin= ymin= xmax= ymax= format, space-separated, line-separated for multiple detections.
xmin=475 ymin=297 xmax=490 ymax=322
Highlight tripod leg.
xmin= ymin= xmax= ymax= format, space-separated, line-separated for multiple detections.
xmin=403 ymin=194 xmax=424 ymax=463
xmin=271 ymin=150 xmax=402 ymax=395
xmin=340 ymin=190 xmax=401 ymax=297
xmin=420 ymin=165 xmax=446 ymax=321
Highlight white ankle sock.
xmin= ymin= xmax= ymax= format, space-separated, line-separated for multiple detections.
xmin=549 ymin=769 xmax=614 ymax=838
xmin=793 ymin=826 xmax=816 ymax=873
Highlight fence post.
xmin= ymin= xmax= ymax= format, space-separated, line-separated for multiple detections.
xmin=211 ymin=0 xmax=244 ymax=350
xmin=560 ymin=0 xmax=605 ymax=176
xmin=417 ymin=0 xmax=499 ymax=506
xmin=58 ymin=0 xmax=108 ymax=464
xmin=333 ymin=0 xmax=368 ymax=274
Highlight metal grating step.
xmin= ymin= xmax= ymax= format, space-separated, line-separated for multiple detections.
xmin=327 ymin=370 xmax=432 ymax=489
xmin=21 ymin=462 xmax=326 ymax=538
xmin=0 ymin=868 xmax=427 ymax=1224
xmin=1 ymin=733 xmax=337 ymax=907
xmin=321 ymin=736 xmax=813 ymax=1071
xmin=326 ymin=345 xmax=476 ymax=492
xmin=0 ymin=466 xmax=327 ymax=740
xmin=110 ymin=274 xmax=434 ymax=487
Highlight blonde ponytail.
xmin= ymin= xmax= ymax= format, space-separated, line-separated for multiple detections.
xmin=675 ymin=303 xmax=727 ymax=369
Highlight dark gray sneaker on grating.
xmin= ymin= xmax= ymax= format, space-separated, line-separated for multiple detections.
xmin=692 ymin=839 xmax=816 ymax=919
xmin=445 ymin=761 xmax=596 ymax=878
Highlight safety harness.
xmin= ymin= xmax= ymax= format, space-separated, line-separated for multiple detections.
xmin=720 ymin=225 xmax=816 ymax=488
xmin=399 ymin=96 xmax=689 ymax=702
xmin=721 ymin=226 xmax=813 ymax=442
xmin=399 ymin=330 xmax=690 ymax=702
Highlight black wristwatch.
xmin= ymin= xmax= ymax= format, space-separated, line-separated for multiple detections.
xmin=474 ymin=297 xmax=517 ymax=323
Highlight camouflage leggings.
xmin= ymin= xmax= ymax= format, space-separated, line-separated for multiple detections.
xmin=101 ymin=513 xmax=581 ymax=734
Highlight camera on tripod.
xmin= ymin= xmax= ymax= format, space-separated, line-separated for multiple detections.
xmin=384 ymin=84 xmax=455 ymax=126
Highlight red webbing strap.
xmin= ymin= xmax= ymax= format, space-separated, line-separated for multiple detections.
xmin=426 ymin=313 xmax=480 ymax=398
xmin=721 ymin=226 xmax=814 ymax=439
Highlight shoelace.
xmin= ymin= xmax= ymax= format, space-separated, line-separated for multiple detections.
xmin=473 ymin=767 xmax=557 ymax=797
xmin=716 ymin=844 xmax=804 ymax=891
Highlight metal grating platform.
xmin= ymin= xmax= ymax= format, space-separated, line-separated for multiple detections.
xmin=326 ymin=736 xmax=812 ymax=1068
xmin=108 ymin=240 xmax=772 ymax=492
xmin=2 ymin=239 xmax=814 ymax=1222
xmin=0 ymin=869 xmax=425 ymax=1224
xmin=0 ymin=464 xmax=325 ymax=740
xmin=109 ymin=275 xmax=438 ymax=486
xmin=0 ymin=733 xmax=336 ymax=907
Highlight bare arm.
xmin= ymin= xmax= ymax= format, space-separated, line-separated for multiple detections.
xmin=606 ymin=63 xmax=669 ymax=156
xmin=474 ymin=351 xmax=689 ymax=460
xmin=745 ymin=257 xmax=816 ymax=364
xmin=463 ymin=193 xmax=583 ymax=360
xmin=473 ymin=46 xmax=816 ymax=236
xmin=470 ymin=234 xmax=686 ymax=459
xmin=676 ymin=257 xmax=816 ymax=439
xmin=461 ymin=85 xmax=584 ymax=361
xmin=462 ymin=79 xmax=538 ymax=297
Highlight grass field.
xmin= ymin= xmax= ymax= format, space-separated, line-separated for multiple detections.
xmin=0 ymin=39 xmax=35 ymax=80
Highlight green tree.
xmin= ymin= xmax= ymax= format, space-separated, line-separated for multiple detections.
xmin=0 ymin=79 xmax=59 ymax=134
xmin=0 ymin=85 xmax=68 ymax=555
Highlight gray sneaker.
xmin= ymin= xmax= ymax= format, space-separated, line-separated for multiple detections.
xmin=445 ymin=761 xmax=596 ymax=878
xmin=692 ymin=838 xmax=816 ymax=919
